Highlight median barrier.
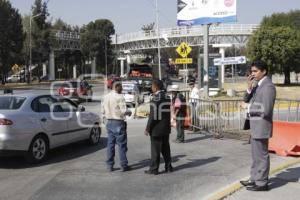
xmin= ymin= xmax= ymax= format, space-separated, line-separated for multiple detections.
xmin=269 ymin=121 xmax=300 ymax=156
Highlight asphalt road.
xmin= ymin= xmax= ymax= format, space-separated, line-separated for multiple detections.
xmin=0 ymin=118 xmax=294 ymax=200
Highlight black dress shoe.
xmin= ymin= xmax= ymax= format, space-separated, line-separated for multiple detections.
xmin=240 ymin=180 xmax=255 ymax=187
xmin=246 ymin=184 xmax=269 ymax=191
xmin=144 ymin=170 xmax=158 ymax=175
xmin=165 ymin=166 xmax=173 ymax=173
xmin=121 ymin=166 xmax=132 ymax=172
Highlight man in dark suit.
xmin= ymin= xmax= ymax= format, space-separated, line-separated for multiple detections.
xmin=144 ymin=79 xmax=173 ymax=175
xmin=240 ymin=60 xmax=276 ymax=191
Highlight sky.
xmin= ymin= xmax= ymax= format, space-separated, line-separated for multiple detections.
xmin=9 ymin=0 xmax=300 ymax=34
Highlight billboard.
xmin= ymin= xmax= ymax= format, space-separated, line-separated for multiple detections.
xmin=177 ymin=0 xmax=237 ymax=26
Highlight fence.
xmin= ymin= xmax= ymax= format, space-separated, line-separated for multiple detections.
xmin=187 ymin=96 xmax=300 ymax=136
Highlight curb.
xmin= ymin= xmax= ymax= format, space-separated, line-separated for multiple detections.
xmin=204 ymin=157 xmax=300 ymax=200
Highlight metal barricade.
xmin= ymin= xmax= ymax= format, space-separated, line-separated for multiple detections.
xmin=176 ymin=91 xmax=300 ymax=136
xmin=274 ymin=99 xmax=300 ymax=122
xmin=189 ymin=98 xmax=222 ymax=135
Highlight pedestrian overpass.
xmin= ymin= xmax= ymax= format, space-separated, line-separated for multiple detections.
xmin=111 ymin=23 xmax=258 ymax=78
xmin=112 ymin=24 xmax=258 ymax=51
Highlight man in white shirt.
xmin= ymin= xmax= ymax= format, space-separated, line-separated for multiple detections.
xmin=102 ymin=82 xmax=131 ymax=172
xmin=189 ymin=82 xmax=199 ymax=128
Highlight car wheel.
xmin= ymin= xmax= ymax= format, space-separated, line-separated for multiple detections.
xmin=88 ymin=125 xmax=101 ymax=145
xmin=26 ymin=135 xmax=49 ymax=164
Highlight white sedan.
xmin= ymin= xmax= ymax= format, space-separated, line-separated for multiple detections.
xmin=0 ymin=93 xmax=101 ymax=163
xmin=122 ymin=82 xmax=144 ymax=106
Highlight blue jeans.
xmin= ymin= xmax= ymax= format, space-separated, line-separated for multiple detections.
xmin=106 ymin=120 xmax=128 ymax=168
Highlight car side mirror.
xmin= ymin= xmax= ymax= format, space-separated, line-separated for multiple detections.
xmin=78 ymin=105 xmax=85 ymax=112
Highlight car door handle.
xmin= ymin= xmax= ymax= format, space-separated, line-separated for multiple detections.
xmin=40 ymin=118 xmax=47 ymax=122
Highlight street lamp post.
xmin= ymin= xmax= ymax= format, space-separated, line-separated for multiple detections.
xmin=105 ymin=37 xmax=108 ymax=80
xmin=28 ymin=13 xmax=41 ymax=83
xmin=155 ymin=0 xmax=162 ymax=80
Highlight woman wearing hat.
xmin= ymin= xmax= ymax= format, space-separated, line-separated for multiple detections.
xmin=170 ymin=85 xmax=186 ymax=143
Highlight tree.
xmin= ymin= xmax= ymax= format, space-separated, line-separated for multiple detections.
xmin=247 ymin=27 xmax=300 ymax=84
xmin=0 ymin=0 xmax=25 ymax=82
xmin=141 ymin=22 xmax=155 ymax=32
xmin=31 ymin=0 xmax=51 ymax=77
xmin=80 ymin=19 xmax=115 ymax=74
xmin=247 ymin=10 xmax=300 ymax=84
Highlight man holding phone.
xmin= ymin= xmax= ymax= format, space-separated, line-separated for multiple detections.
xmin=240 ymin=60 xmax=276 ymax=191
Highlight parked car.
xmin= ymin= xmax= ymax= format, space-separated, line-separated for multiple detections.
xmin=0 ymin=93 xmax=101 ymax=163
xmin=58 ymin=80 xmax=93 ymax=102
xmin=122 ymin=81 xmax=144 ymax=106
xmin=107 ymin=75 xmax=121 ymax=89
xmin=7 ymin=75 xmax=21 ymax=83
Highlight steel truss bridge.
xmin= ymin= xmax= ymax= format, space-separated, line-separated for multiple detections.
xmin=112 ymin=24 xmax=258 ymax=52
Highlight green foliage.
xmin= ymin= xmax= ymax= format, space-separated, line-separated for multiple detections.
xmin=0 ymin=0 xmax=25 ymax=76
xmin=80 ymin=19 xmax=115 ymax=73
xmin=247 ymin=10 xmax=300 ymax=84
xmin=31 ymin=0 xmax=51 ymax=64
xmin=141 ymin=22 xmax=155 ymax=32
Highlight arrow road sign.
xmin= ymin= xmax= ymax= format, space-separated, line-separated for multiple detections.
xmin=214 ymin=56 xmax=247 ymax=66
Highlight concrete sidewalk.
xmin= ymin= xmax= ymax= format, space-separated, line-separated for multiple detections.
xmin=222 ymin=162 xmax=300 ymax=200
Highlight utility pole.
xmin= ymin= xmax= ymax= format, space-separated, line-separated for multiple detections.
xmin=29 ymin=13 xmax=41 ymax=84
xmin=203 ymin=24 xmax=209 ymax=97
xmin=155 ymin=0 xmax=161 ymax=80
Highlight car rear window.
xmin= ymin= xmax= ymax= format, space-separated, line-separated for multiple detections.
xmin=0 ymin=96 xmax=26 ymax=110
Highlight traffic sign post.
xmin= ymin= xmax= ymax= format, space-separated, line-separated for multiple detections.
xmin=175 ymin=42 xmax=193 ymax=84
xmin=176 ymin=42 xmax=192 ymax=58
xmin=175 ymin=58 xmax=193 ymax=64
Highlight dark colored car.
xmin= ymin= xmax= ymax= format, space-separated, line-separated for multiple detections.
xmin=58 ymin=80 xmax=93 ymax=102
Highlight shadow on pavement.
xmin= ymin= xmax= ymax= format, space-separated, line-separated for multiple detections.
xmin=184 ymin=135 xmax=212 ymax=143
xmin=268 ymin=166 xmax=300 ymax=190
xmin=131 ymin=155 xmax=187 ymax=171
xmin=0 ymin=137 xmax=107 ymax=169
xmin=174 ymin=156 xmax=221 ymax=171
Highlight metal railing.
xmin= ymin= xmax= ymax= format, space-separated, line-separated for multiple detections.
xmin=184 ymin=93 xmax=300 ymax=135
xmin=274 ymin=99 xmax=300 ymax=122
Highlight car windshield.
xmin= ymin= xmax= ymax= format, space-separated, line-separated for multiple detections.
xmin=0 ymin=96 xmax=26 ymax=110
